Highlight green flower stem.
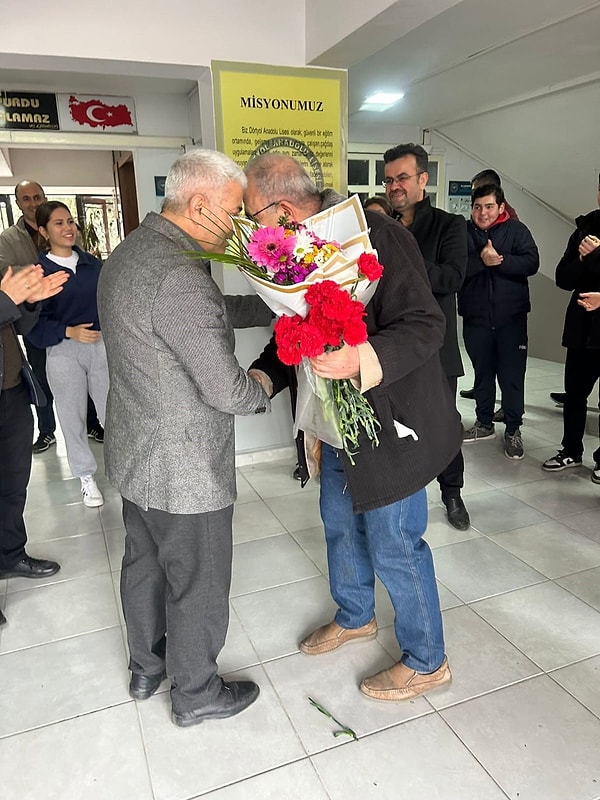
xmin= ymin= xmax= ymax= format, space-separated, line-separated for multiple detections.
xmin=308 ymin=697 xmax=358 ymax=741
xmin=331 ymin=379 xmax=381 ymax=465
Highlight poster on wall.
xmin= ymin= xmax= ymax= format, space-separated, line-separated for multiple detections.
xmin=0 ymin=91 xmax=59 ymax=130
xmin=57 ymin=94 xmax=137 ymax=133
xmin=448 ymin=180 xmax=472 ymax=218
xmin=212 ymin=61 xmax=347 ymax=193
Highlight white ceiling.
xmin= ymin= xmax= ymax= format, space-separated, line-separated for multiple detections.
xmin=310 ymin=0 xmax=600 ymax=217
xmin=314 ymin=0 xmax=600 ymax=126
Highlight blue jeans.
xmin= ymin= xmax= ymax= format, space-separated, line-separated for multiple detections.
xmin=319 ymin=444 xmax=445 ymax=673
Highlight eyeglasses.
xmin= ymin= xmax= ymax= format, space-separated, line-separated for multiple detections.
xmin=245 ymin=200 xmax=281 ymax=222
xmin=382 ymin=172 xmax=423 ymax=188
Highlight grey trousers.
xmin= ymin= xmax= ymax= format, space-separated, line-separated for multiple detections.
xmin=46 ymin=337 xmax=108 ymax=478
xmin=120 ymin=498 xmax=233 ymax=714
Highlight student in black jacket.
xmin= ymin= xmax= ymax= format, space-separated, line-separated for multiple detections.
xmin=459 ymin=185 xmax=539 ymax=459
xmin=542 ymin=186 xmax=600 ymax=479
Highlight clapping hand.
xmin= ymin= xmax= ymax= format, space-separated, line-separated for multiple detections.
xmin=0 ymin=265 xmax=69 ymax=306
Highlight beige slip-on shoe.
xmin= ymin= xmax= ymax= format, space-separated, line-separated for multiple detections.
xmin=360 ymin=657 xmax=451 ymax=701
xmin=300 ymin=618 xmax=378 ymax=655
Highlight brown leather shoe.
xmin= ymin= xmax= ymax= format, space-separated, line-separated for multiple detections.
xmin=300 ymin=618 xmax=377 ymax=655
xmin=360 ymin=657 xmax=451 ymax=701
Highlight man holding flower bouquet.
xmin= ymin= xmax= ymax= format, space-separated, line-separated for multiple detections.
xmin=245 ymin=155 xmax=462 ymax=701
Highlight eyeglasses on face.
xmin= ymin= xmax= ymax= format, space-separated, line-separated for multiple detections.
xmin=382 ymin=172 xmax=424 ymax=188
xmin=245 ymin=199 xmax=281 ymax=222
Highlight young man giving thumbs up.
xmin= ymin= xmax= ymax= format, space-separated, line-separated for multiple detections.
xmin=459 ymin=184 xmax=539 ymax=460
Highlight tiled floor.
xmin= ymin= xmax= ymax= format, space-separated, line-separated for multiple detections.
xmin=3 ymin=355 xmax=600 ymax=799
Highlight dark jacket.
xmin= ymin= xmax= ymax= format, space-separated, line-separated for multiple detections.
xmin=555 ymin=208 xmax=600 ymax=349
xmin=252 ymin=208 xmax=462 ymax=513
xmin=459 ymin=213 xmax=539 ymax=328
xmin=0 ymin=291 xmax=40 ymax=390
xmin=27 ymin=246 xmax=103 ymax=349
xmin=397 ymin=196 xmax=467 ymax=377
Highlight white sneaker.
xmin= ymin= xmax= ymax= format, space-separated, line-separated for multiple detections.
xmin=80 ymin=475 xmax=104 ymax=508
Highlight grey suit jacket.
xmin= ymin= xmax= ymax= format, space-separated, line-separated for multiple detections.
xmin=97 ymin=212 xmax=271 ymax=514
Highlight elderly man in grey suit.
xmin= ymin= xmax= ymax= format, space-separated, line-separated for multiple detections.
xmin=97 ymin=149 xmax=272 ymax=728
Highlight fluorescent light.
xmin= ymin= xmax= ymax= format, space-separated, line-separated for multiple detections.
xmin=360 ymin=91 xmax=404 ymax=112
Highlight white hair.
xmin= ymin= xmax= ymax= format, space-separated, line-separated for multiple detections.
xmin=163 ymin=149 xmax=246 ymax=212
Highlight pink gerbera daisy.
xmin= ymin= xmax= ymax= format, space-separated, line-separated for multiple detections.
xmin=247 ymin=226 xmax=296 ymax=273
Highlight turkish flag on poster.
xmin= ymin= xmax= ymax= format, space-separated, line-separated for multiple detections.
xmin=57 ymin=94 xmax=137 ymax=133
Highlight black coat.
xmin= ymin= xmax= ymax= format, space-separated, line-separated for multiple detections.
xmin=0 ymin=292 xmax=39 ymax=390
xmin=555 ymin=209 xmax=600 ymax=349
xmin=399 ymin=197 xmax=467 ymax=377
xmin=459 ymin=215 xmax=539 ymax=328
xmin=252 ymin=208 xmax=462 ymax=513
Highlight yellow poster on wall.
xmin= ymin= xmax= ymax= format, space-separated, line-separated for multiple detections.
xmin=212 ymin=60 xmax=347 ymax=193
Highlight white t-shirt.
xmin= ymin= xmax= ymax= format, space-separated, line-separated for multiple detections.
xmin=46 ymin=251 xmax=80 ymax=273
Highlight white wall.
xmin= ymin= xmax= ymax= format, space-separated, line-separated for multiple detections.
xmin=349 ymin=121 xmax=419 ymax=145
xmin=134 ymin=92 xmax=192 ymax=138
xmin=132 ymin=147 xmax=184 ymax=218
xmin=3 ymin=1 xmax=306 ymax=67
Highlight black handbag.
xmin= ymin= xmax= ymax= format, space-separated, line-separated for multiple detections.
xmin=20 ymin=359 xmax=47 ymax=407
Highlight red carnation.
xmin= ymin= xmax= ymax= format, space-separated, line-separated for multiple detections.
xmin=358 ymin=252 xmax=384 ymax=281
xmin=298 ymin=322 xmax=328 ymax=357
xmin=342 ymin=315 xmax=368 ymax=346
xmin=274 ymin=314 xmax=304 ymax=365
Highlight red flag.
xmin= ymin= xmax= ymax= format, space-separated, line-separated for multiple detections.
xmin=68 ymin=96 xmax=133 ymax=129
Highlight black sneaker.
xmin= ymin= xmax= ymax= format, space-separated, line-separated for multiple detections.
xmin=542 ymin=451 xmax=582 ymax=471
xmin=504 ymin=429 xmax=524 ymax=460
xmin=87 ymin=424 xmax=104 ymax=443
xmin=32 ymin=432 xmax=56 ymax=453
xmin=463 ymin=421 xmax=495 ymax=443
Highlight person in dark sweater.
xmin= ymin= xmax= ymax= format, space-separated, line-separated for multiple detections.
xmin=0 ymin=262 xmax=69 ymax=592
xmin=459 ymin=185 xmax=539 ymax=459
xmin=384 ymin=143 xmax=470 ymax=531
xmin=460 ymin=169 xmax=520 ymax=411
xmin=28 ymin=202 xmax=107 ymax=508
xmin=246 ymin=154 xmax=461 ymax=702
xmin=542 ymin=181 xmax=600 ymax=479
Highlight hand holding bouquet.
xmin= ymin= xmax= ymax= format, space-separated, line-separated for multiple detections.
xmin=274 ymin=252 xmax=383 ymax=462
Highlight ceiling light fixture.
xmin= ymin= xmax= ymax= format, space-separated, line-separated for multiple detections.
xmin=360 ymin=91 xmax=404 ymax=112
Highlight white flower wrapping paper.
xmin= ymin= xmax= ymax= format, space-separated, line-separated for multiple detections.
xmin=231 ymin=194 xmax=380 ymax=318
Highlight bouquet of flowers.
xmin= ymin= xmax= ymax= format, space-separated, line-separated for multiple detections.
xmin=205 ymin=195 xmax=384 ymax=462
